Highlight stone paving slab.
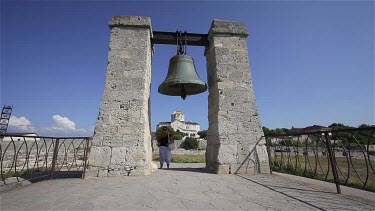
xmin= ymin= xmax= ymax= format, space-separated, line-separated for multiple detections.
xmin=272 ymin=172 xmax=375 ymax=206
xmin=0 ymin=163 xmax=374 ymax=210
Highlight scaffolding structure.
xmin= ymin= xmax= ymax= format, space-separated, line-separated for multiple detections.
xmin=0 ymin=105 xmax=12 ymax=133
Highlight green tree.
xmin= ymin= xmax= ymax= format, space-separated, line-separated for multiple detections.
xmin=155 ymin=126 xmax=184 ymax=140
xmin=174 ymin=129 xmax=184 ymax=140
xmin=262 ymin=126 xmax=271 ymax=135
xmin=359 ymin=124 xmax=371 ymax=128
xmin=263 ymin=124 xmax=374 ymax=145
xmin=329 ymin=123 xmax=352 ymax=130
xmin=198 ymin=130 xmax=207 ymax=139
xmin=356 ymin=124 xmax=374 ymax=144
xmin=181 ymin=137 xmax=199 ymax=150
xmin=275 ymin=128 xmax=287 ymax=135
xmin=289 ymin=127 xmax=301 ymax=134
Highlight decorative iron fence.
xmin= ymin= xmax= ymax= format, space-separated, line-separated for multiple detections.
xmin=0 ymin=135 xmax=91 ymax=186
xmin=265 ymin=127 xmax=375 ymax=193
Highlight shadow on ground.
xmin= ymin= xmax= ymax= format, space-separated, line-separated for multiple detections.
xmin=7 ymin=171 xmax=83 ymax=184
xmin=236 ymin=174 xmax=374 ymax=210
xmin=1 ymin=171 xmax=83 ymax=193
xmin=159 ymin=167 xmax=210 ymax=173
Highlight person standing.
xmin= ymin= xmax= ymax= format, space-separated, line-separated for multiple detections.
xmin=157 ymin=126 xmax=174 ymax=169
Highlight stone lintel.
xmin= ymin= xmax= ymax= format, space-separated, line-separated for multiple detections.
xmin=208 ymin=19 xmax=249 ymax=39
xmin=109 ymin=16 xmax=153 ymax=37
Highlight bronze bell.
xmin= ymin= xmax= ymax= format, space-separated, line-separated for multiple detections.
xmin=158 ymin=31 xmax=207 ymax=100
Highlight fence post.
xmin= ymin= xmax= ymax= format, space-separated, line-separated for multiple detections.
xmin=324 ymin=132 xmax=341 ymax=194
xmin=265 ymin=136 xmax=273 ymax=174
xmin=50 ymin=138 xmax=60 ymax=179
xmin=81 ymin=138 xmax=90 ymax=179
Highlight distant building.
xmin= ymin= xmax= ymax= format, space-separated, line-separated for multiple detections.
xmin=300 ymin=125 xmax=331 ymax=133
xmin=156 ymin=110 xmax=200 ymax=139
xmin=268 ymin=125 xmax=331 ymax=144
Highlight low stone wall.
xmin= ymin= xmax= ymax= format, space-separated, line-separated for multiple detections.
xmin=152 ymin=139 xmax=207 ymax=152
xmin=172 ymin=149 xmax=206 ymax=155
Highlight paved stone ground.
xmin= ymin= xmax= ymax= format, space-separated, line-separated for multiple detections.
xmin=1 ymin=163 xmax=374 ymax=210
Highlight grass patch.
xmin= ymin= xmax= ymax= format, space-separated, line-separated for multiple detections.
xmin=272 ymin=154 xmax=375 ymax=192
xmin=153 ymin=154 xmax=205 ymax=163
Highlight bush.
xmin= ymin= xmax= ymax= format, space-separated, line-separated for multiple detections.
xmin=181 ymin=138 xmax=199 ymax=150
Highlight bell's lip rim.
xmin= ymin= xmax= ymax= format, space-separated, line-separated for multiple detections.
xmin=158 ymin=89 xmax=207 ymax=96
xmin=158 ymin=82 xmax=208 ymax=96
xmin=159 ymin=80 xmax=207 ymax=87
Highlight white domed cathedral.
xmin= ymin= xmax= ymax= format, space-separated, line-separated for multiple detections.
xmin=156 ymin=110 xmax=200 ymax=139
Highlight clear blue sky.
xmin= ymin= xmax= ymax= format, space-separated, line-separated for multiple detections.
xmin=1 ymin=0 xmax=374 ymax=136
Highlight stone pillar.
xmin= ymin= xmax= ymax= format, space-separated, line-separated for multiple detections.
xmin=205 ymin=19 xmax=270 ymax=174
xmin=87 ymin=16 xmax=155 ymax=176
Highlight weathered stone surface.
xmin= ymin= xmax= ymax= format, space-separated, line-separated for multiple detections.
xmin=88 ymin=146 xmax=111 ymax=168
xmin=88 ymin=15 xmax=154 ymax=177
xmin=109 ymin=16 xmax=152 ymax=30
xmin=205 ymin=19 xmax=269 ymax=174
xmin=2 ymin=164 xmax=374 ymax=210
xmin=208 ymin=19 xmax=249 ymax=37
xmin=0 ymin=177 xmax=32 ymax=192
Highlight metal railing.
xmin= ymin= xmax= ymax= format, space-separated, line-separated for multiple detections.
xmin=0 ymin=135 xmax=91 ymax=186
xmin=265 ymin=127 xmax=375 ymax=193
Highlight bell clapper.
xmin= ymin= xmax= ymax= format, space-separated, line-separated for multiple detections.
xmin=181 ymin=84 xmax=187 ymax=100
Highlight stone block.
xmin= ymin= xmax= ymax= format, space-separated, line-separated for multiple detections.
xmin=209 ymin=19 xmax=249 ymax=37
xmin=91 ymin=133 xmax=103 ymax=146
xmin=216 ymin=164 xmax=230 ymax=174
xmin=217 ymin=144 xmax=238 ymax=164
xmin=85 ymin=166 xmax=109 ymax=177
xmin=88 ymin=146 xmax=111 ymax=168
xmin=109 ymin=16 xmax=152 ymax=29
xmin=109 ymin=30 xmax=151 ymax=51
xmin=256 ymin=145 xmax=270 ymax=163
xmin=213 ymin=36 xmax=248 ymax=49
xmin=215 ymin=52 xmax=249 ymax=64
xmin=231 ymin=162 xmax=257 ymax=174
xmin=217 ymin=121 xmax=237 ymax=134
xmin=107 ymin=169 xmax=123 ymax=177
xmin=259 ymin=163 xmax=271 ymax=174
xmin=122 ymin=134 xmax=145 ymax=146
xmin=101 ymin=135 xmax=122 ymax=147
